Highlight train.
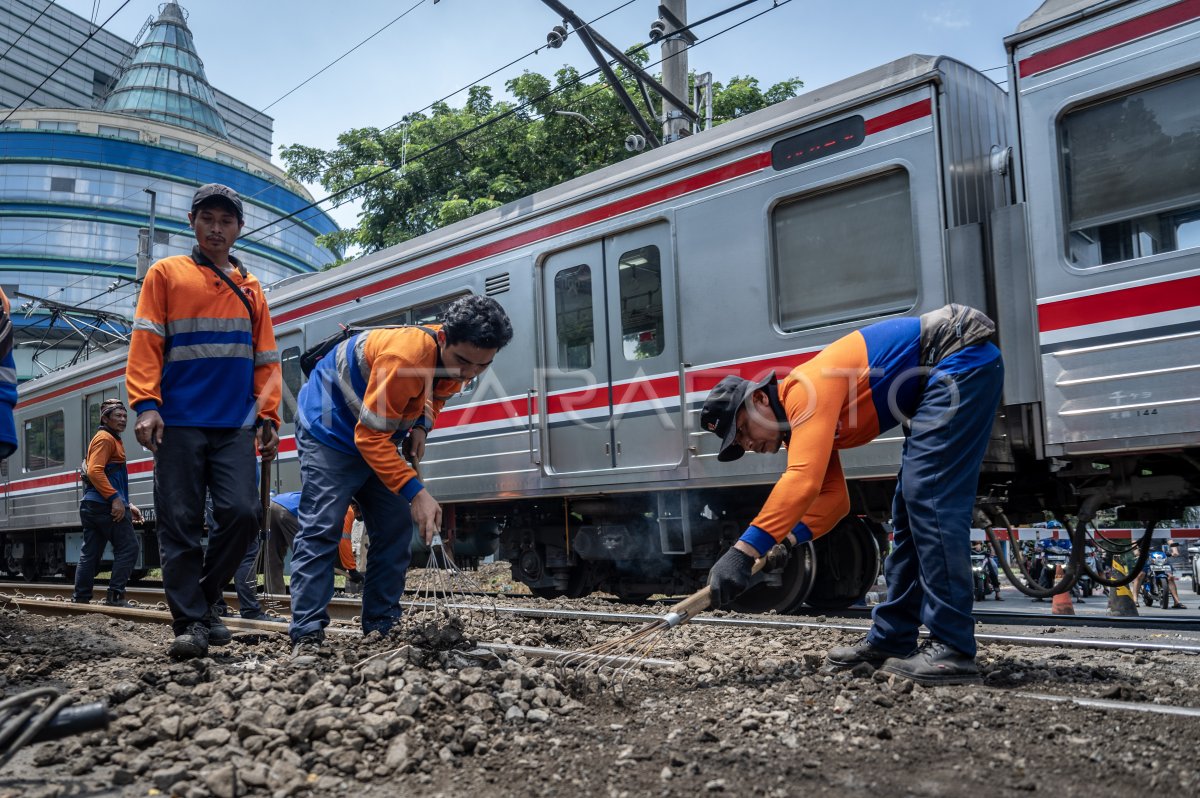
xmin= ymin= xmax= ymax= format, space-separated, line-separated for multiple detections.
xmin=3 ymin=0 xmax=1198 ymax=614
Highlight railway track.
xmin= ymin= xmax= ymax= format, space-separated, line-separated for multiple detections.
xmin=6 ymin=582 xmax=1200 ymax=656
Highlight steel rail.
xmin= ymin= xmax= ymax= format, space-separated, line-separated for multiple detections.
xmin=9 ymin=586 xmax=1200 ymax=655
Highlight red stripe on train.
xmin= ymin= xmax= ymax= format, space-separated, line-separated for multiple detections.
xmin=274 ymin=103 xmax=930 ymax=325
xmin=1019 ymin=0 xmax=1200 ymax=78
xmin=17 ymin=366 xmax=126 ymax=410
xmin=1037 ymin=274 xmax=1200 ymax=332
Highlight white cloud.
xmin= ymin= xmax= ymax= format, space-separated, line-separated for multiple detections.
xmin=923 ymin=5 xmax=972 ymax=30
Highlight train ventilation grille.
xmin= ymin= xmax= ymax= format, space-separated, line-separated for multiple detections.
xmin=485 ymin=273 xmax=510 ymax=296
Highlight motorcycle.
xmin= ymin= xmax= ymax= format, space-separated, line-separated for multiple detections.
xmin=1143 ymin=550 xmax=1172 ymax=609
xmin=971 ymin=552 xmax=991 ymax=601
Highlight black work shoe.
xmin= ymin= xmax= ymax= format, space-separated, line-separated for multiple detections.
xmin=168 ymin=622 xmax=210 ymax=659
xmin=291 ymin=632 xmax=326 ymax=663
xmin=880 ymin=640 xmax=981 ymax=686
xmin=205 ymin=605 xmax=232 ymax=646
xmin=104 ymin=589 xmax=129 ymax=607
xmin=241 ymin=610 xmax=287 ymax=623
xmin=826 ymin=639 xmax=915 ymax=670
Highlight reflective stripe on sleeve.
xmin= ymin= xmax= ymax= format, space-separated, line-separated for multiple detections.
xmin=133 ymin=317 xmax=166 ymax=336
xmin=254 ymin=349 xmax=280 ymax=365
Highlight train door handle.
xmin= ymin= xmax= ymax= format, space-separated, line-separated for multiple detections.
xmin=526 ymin=388 xmax=540 ymax=465
xmin=616 ymin=441 xmax=622 ymax=455
xmin=604 ymin=442 xmax=611 ymax=455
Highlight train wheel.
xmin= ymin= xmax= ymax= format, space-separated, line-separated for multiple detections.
xmin=19 ymin=560 xmax=42 ymax=583
xmin=804 ymin=517 xmax=881 ymax=611
xmin=731 ymin=542 xmax=815 ymax=614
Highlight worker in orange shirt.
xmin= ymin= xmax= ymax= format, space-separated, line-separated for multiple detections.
xmin=128 ymin=183 xmax=281 ymax=659
xmin=288 ymin=295 xmax=512 ymax=656
xmin=73 ymin=399 xmax=142 ymax=606
xmin=701 ymin=305 xmax=1003 ymax=685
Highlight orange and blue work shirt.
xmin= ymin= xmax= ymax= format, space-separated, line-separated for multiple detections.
xmin=127 ymin=248 xmax=281 ymax=429
xmin=298 ymin=326 xmax=463 ymax=501
xmin=0 ymin=289 xmax=17 ymax=459
xmin=81 ymin=428 xmax=129 ymax=505
xmin=740 ymin=316 xmax=1001 ymax=556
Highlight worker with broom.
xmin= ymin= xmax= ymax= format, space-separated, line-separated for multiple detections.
xmin=287 ymin=295 xmax=513 ymax=657
xmin=700 ymin=304 xmax=1002 ymax=685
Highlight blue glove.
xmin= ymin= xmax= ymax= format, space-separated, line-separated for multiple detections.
xmin=707 ymin=548 xmax=755 ymax=608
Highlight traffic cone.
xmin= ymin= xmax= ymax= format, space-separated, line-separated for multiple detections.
xmin=1051 ymin=565 xmax=1075 ymax=615
xmin=1107 ymin=558 xmax=1139 ymax=617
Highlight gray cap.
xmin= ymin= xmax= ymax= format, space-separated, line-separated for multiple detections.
xmin=191 ymin=183 xmax=243 ymax=222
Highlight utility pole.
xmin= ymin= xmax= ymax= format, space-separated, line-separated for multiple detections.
xmin=659 ymin=1 xmax=689 ymax=143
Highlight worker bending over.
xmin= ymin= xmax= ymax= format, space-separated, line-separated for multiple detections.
xmin=701 ymin=304 xmax=1003 ymax=685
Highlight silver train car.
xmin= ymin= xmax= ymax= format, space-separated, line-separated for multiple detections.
xmin=4 ymin=0 xmax=1197 ymax=612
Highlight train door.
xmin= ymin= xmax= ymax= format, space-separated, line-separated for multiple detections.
xmin=276 ymin=331 xmax=305 ymax=494
xmin=541 ymin=241 xmax=612 ymax=474
xmin=603 ymin=224 xmax=682 ymax=470
xmin=540 ymin=224 xmax=682 ymax=475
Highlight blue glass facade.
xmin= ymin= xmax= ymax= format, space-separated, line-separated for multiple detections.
xmin=0 ymin=123 xmax=339 ymax=356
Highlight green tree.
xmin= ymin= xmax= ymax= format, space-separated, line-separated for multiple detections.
xmin=282 ymin=62 xmax=800 ymax=255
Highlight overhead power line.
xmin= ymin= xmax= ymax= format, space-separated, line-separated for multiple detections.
xmin=0 ymin=0 xmax=133 ymax=125
xmin=0 ymin=0 xmax=56 ymax=65
xmin=32 ymin=0 xmax=648 ymax=308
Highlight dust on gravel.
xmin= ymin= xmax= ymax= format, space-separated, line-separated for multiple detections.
xmin=1 ymin=584 xmax=1198 ymax=798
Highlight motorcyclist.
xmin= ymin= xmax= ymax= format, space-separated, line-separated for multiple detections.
xmin=1136 ymin=543 xmax=1187 ymax=609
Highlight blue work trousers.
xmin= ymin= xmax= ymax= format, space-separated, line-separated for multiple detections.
xmin=867 ymin=350 xmax=1003 ymax=658
xmin=73 ymin=501 xmax=138 ymax=601
xmin=289 ymin=424 xmax=415 ymax=641
xmin=232 ymin=534 xmax=263 ymax=616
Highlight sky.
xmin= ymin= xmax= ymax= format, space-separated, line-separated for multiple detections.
xmin=55 ymin=0 xmax=1046 ymax=231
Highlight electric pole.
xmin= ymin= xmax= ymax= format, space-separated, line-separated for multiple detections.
xmin=659 ymin=1 xmax=689 ymax=142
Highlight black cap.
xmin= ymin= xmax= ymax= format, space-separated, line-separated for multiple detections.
xmin=699 ymin=373 xmax=776 ymax=462
xmin=191 ymin=183 xmax=243 ymax=222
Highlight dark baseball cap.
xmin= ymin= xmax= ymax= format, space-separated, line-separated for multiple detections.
xmin=191 ymin=183 xmax=243 ymax=222
xmin=699 ymin=373 xmax=776 ymax=462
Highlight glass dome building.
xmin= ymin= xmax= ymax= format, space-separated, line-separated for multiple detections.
xmin=0 ymin=2 xmax=339 ymax=376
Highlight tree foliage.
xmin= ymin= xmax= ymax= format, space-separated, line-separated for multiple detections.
xmin=281 ymin=60 xmax=801 ymax=255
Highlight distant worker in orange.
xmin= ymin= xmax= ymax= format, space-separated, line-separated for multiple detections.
xmin=73 ymin=399 xmax=142 ymax=607
xmin=127 ymin=183 xmax=281 ymax=659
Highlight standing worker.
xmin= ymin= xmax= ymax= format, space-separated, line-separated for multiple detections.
xmin=73 ymin=399 xmax=142 ymax=606
xmin=701 ymin=304 xmax=1003 ymax=685
xmin=288 ymin=295 xmax=512 ymax=655
xmin=127 ymin=183 xmax=281 ymax=659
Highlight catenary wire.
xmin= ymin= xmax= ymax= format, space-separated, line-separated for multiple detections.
xmin=83 ymin=0 xmax=796 ymax=317
xmin=37 ymin=0 xmax=656 ymax=312
xmin=0 ymin=0 xmax=133 ymax=125
xmin=0 ymin=0 xmax=56 ymax=65
xmin=14 ymin=0 xmax=638 ymax=310
xmin=11 ymin=0 xmax=438 ymax=306
xmin=233 ymin=0 xmax=790 ymax=249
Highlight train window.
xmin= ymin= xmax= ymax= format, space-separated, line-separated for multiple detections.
xmin=618 ymin=246 xmax=665 ymax=360
xmin=1062 ymin=73 xmax=1200 ymax=267
xmin=84 ymin=387 xmax=121 ymax=447
xmin=772 ymin=170 xmax=917 ymax=331
xmin=553 ymin=265 xmax=594 ymax=371
xmin=280 ymin=347 xmax=302 ymax=426
xmin=24 ymin=411 xmax=65 ymax=472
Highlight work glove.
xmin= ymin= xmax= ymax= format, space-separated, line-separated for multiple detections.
xmin=707 ymin=548 xmax=755 ymax=608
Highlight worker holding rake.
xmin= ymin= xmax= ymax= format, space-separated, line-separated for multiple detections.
xmin=701 ymin=304 xmax=1003 ymax=685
